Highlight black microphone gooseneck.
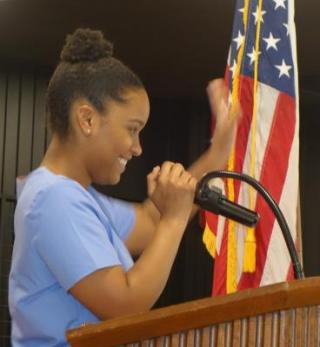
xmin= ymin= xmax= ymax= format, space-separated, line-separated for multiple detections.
xmin=194 ymin=170 xmax=304 ymax=280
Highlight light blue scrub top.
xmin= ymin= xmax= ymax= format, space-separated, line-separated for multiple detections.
xmin=9 ymin=167 xmax=135 ymax=347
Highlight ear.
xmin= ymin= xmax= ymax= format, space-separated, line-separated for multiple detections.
xmin=74 ymin=103 xmax=97 ymax=136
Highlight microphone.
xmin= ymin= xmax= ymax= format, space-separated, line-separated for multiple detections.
xmin=194 ymin=182 xmax=259 ymax=227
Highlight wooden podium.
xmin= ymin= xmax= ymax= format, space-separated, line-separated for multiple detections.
xmin=66 ymin=277 xmax=320 ymax=346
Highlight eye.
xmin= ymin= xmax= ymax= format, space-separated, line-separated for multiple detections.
xmin=128 ymin=127 xmax=139 ymax=136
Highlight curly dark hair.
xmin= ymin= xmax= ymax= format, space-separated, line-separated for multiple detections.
xmin=46 ymin=28 xmax=144 ymax=137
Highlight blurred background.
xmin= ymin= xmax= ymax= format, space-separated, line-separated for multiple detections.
xmin=0 ymin=0 xmax=319 ymax=345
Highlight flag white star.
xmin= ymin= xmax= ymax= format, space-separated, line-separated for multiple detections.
xmin=275 ymin=59 xmax=292 ymax=78
xmin=263 ymin=32 xmax=281 ymax=51
xmin=229 ymin=59 xmax=237 ymax=78
xmin=273 ymin=0 xmax=286 ymax=10
xmin=247 ymin=47 xmax=261 ymax=65
xmin=283 ymin=23 xmax=290 ymax=36
xmin=252 ymin=6 xmax=267 ymax=24
xmin=233 ymin=31 xmax=245 ymax=50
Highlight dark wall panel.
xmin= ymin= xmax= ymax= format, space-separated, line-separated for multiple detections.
xmin=0 ymin=71 xmax=8 ymax=347
xmin=0 ymin=66 xmax=50 ymax=347
xmin=32 ymin=73 xmax=47 ymax=169
xmin=17 ymin=72 xmax=35 ymax=176
xmin=1 ymin=73 xmax=21 ymax=343
xmin=3 ymin=72 xmax=20 ymax=196
xmin=0 ymin=72 xmax=6 ymax=193
xmin=300 ymin=91 xmax=320 ymax=277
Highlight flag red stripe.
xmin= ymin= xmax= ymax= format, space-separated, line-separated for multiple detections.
xmin=238 ymin=92 xmax=296 ymax=289
xmin=212 ymin=219 xmax=228 ymax=295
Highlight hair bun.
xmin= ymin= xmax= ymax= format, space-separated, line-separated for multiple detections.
xmin=60 ymin=28 xmax=113 ymax=63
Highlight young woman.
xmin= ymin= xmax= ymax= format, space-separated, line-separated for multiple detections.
xmin=9 ymin=28 xmax=238 ymax=346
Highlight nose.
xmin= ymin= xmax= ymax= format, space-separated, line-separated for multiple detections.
xmin=132 ymin=136 xmax=142 ymax=157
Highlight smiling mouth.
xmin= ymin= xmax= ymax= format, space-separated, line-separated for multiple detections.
xmin=118 ymin=158 xmax=128 ymax=170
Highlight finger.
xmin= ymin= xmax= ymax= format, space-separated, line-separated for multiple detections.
xmin=179 ymin=171 xmax=197 ymax=191
xmin=178 ymin=170 xmax=192 ymax=184
xmin=207 ymin=79 xmax=226 ymax=116
xmin=207 ymin=78 xmax=224 ymax=96
xmin=147 ymin=166 xmax=160 ymax=193
xmin=169 ymin=163 xmax=185 ymax=181
xmin=147 ymin=166 xmax=160 ymax=181
xmin=157 ymin=161 xmax=174 ymax=182
xmin=207 ymin=79 xmax=224 ymax=101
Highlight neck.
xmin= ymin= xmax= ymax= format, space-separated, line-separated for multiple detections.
xmin=41 ymin=135 xmax=91 ymax=188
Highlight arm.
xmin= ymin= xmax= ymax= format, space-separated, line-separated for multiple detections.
xmin=70 ymin=163 xmax=197 ymax=319
xmin=126 ymin=79 xmax=240 ymax=255
xmin=71 ymin=219 xmax=186 ymax=319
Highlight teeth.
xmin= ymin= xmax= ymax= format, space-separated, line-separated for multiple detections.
xmin=118 ymin=158 xmax=128 ymax=168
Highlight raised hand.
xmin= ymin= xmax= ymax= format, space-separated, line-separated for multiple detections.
xmin=207 ymin=78 xmax=242 ymax=168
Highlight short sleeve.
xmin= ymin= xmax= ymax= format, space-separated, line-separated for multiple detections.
xmin=32 ymin=182 xmax=122 ymax=291
xmin=88 ymin=187 xmax=136 ymax=241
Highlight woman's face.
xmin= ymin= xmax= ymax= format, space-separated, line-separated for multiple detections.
xmin=86 ymin=88 xmax=150 ymax=185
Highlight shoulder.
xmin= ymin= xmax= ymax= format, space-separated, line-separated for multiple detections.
xmin=17 ymin=169 xmax=96 ymax=223
xmin=29 ymin=180 xmax=106 ymax=244
xmin=30 ymin=182 xmax=102 ymax=230
xmin=34 ymin=180 xmax=89 ymax=210
xmin=17 ymin=168 xmax=91 ymax=209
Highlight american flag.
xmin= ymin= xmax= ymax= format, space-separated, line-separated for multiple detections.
xmin=203 ymin=0 xmax=300 ymax=295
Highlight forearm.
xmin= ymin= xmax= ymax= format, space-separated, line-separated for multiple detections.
xmin=125 ymin=200 xmax=160 ymax=255
xmin=126 ymin=218 xmax=185 ymax=311
xmin=188 ymin=139 xmax=227 ymax=181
